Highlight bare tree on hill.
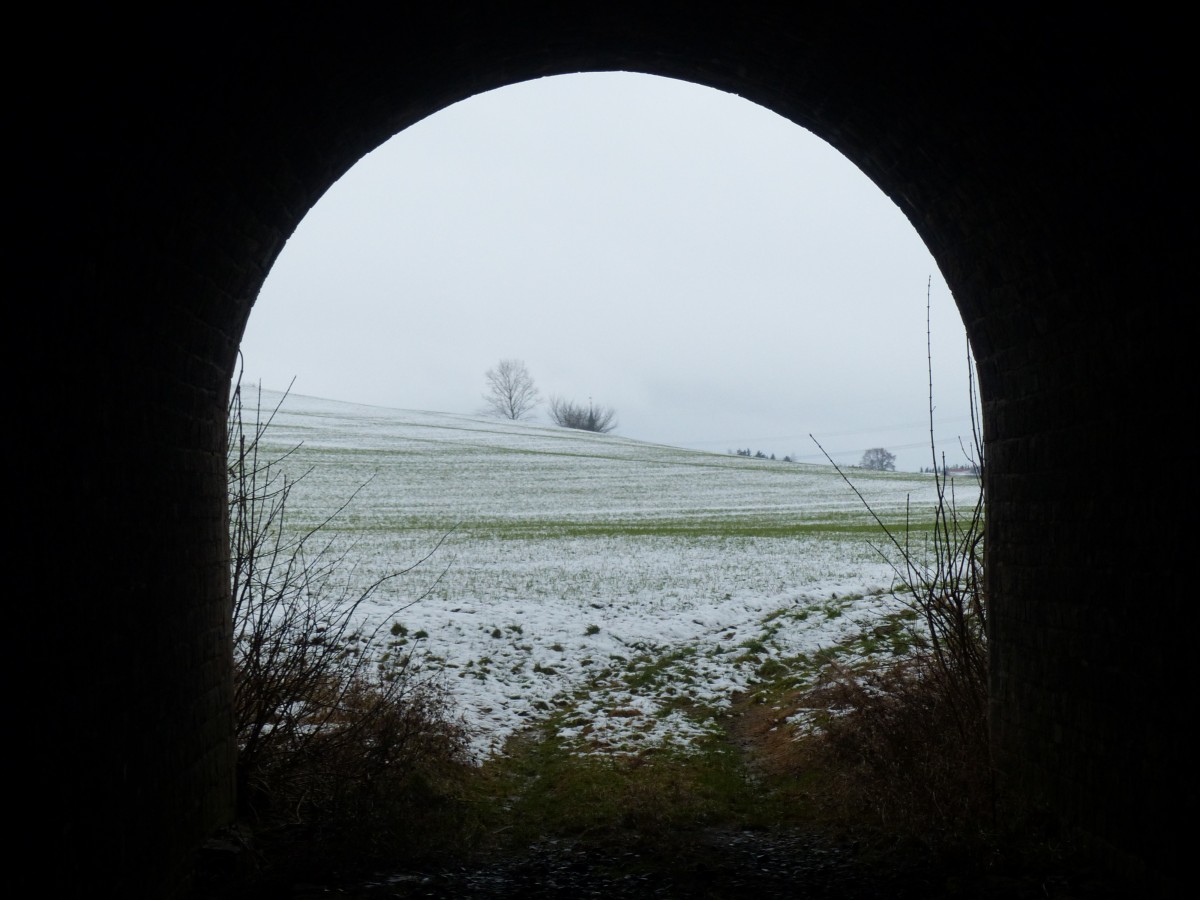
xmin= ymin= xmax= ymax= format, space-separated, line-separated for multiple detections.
xmin=483 ymin=359 xmax=540 ymax=420
xmin=859 ymin=447 xmax=897 ymax=471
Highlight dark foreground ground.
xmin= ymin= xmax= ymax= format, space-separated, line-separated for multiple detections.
xmin=192 ymin=825 xmax=1139 ymax=899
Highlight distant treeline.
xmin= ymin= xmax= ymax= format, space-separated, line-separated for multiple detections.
xmin=919 ymin=463 xmax=980 ymax=476
xmin=732 ymin=449 xmax=794 ymax=462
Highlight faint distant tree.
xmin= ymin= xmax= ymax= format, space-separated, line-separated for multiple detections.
xmin=548 ymin=396 xmax=617 ymax=433
xmin=483 ymin=359 xmax=540 ymax=420
xmin=859 ymin=447 xmax=897 ymax=471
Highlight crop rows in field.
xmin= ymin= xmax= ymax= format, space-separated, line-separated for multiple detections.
xmin=245 ymin=390 xmax=975 ymax=758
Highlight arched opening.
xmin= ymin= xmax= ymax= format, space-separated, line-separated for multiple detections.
xmin=36 ymin=9 xmax=1186 ymax=896
xmin=222 ymin=72 xmax=983 ymax=890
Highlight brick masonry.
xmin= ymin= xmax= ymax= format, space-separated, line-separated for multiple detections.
xmin=25 ymin=5 xmax=1188 ymax=895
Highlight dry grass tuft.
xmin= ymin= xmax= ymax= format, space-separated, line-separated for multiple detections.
xmin=220 ymin=371 xmax=478 ymax=885
xmin=792 ymin=655 xmax=991 ymax=848
xmin=798 ymin=302 xmax=994 ymax=853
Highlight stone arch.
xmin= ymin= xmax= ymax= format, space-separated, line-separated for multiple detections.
xmin=31 ymin=6 xmax=1186 ymax=895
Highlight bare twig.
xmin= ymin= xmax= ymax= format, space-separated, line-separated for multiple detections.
xmin=810 ymin=279 xmax=987 ymax=747
xmin=226 ymin=363 xmax=471 ymax=844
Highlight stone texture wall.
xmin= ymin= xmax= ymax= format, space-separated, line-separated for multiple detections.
xmin=27 ymin=5 xmax=1187 ymax=895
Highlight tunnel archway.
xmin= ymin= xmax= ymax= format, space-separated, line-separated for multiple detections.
xmin=34 ymin=7 xmax=1186 ymax=895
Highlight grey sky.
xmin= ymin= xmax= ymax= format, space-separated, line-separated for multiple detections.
xmin=240 ymin=72 xmax=977 ymax=472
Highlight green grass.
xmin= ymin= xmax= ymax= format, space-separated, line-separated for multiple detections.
xmin=419 ymin=516 xmax=942 ymax=541
xmin=468 ymin=714 xmax=819 ymax=858
xmin=450 ymin=604 xmax=905 ymax=857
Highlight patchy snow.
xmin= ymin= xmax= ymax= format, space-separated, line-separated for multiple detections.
xmin=242 ymin=388 xmax=976 ymax=759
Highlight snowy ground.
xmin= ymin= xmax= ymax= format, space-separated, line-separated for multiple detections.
xmin=242 ymin=389 xmax=976 ymax=759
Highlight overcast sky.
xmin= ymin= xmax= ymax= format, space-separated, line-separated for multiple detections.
xmin=240 ymin=72 xmax=978 ymax=472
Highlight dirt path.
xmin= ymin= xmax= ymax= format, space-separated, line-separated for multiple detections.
xmin=261 ymin=827 xmax=1125 ymax=900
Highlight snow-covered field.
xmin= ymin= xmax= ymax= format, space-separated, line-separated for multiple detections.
xmin=244 ymin=389 xmax=975 ymax=759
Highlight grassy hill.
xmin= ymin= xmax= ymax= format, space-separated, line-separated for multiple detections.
xmin=214 ymin=390 xmax=1098 ymax=900
xmin=246 ymin=388 xmax=969 ymax=759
